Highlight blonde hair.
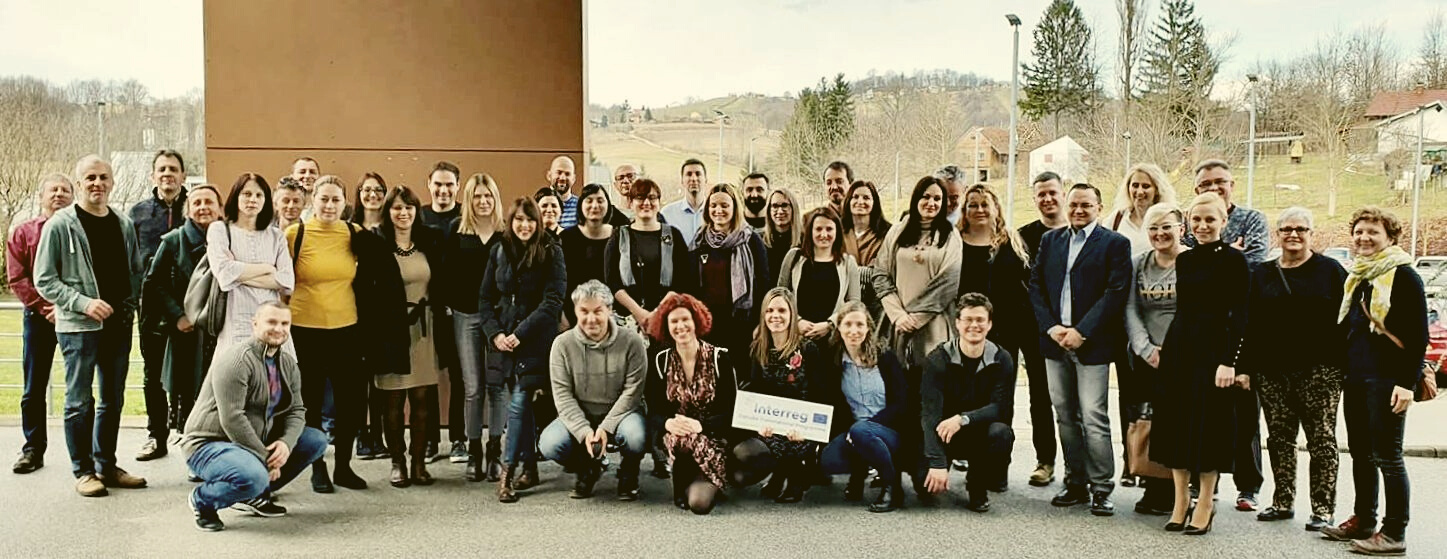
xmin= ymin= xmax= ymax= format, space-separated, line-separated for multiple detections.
xmin=313 ymin=175 xmax=346 ymax=196
xmin=704 ymin=183 xmax=747 ymax=234
xmin=751 ymin=287 xmax=803 ymax=365
xmin=957 ymin=183 xmax=1029 ymax=265
xmin=458 ymin=172 xmax=505 ymax=235
xmin=1110 ymin=163 xmax=1177 ymax=222
xmin=1186 ymin=192 xmax=1228 ymax=220
xmin=762 ymin=187 xmax=802 ymax=249
xmin=1142 ymin=202 xmax=1183 ymax=231
xmin=829 ymin=301 xmax=880 ymax=367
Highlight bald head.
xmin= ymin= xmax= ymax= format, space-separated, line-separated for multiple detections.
xmin=73 ymin=155 xmax=115 ymax=213
xmin=548 ymin=155 xmax=576 ymax=196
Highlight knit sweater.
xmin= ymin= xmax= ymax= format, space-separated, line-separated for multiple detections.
xmin=549 ymin=322 xmax=648 ymax=441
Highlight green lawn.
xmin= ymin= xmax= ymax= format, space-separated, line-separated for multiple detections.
xmin=0 ymin=306 xmax=148 ymax=417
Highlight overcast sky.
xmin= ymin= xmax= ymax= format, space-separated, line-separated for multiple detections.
xmin=2 ymin=0 xmax=1440 ymax=107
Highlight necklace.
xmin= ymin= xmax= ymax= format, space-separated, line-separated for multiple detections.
xmin=394 ymin=243 xmax=417 ymax=257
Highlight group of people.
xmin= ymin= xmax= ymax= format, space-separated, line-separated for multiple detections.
xmin=4 ymin=150 xmax=1426 ymax=556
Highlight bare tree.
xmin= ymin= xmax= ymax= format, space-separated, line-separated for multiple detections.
xmin=1117 ymin=0 xmax=1150 ymax=119
xmin=1343 ymin=23 xmax=1402 ymax=106
xmin=1416 ymin=10 xmax=1447 ymax=88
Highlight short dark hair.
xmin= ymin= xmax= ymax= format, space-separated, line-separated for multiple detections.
xmin=274 ymin=176 xmax=305 ymax=194
xmin=430 ymin=161 xmax=460 ymax=181
xmin=1194 ymin=159 xmax=1230 ymax=174
xmin=681 ymin=158 xmax=707 ymax=175
xmin=1031 ymin=171 xmax=1062 ymax=186
xmin=257 ymin=300 xmax=291 ymax=314
xmin=743 ymin=172 xmax=770 ymax=185
xmin=292 ymin=156 xmax=319 ymax=169
xmin=956 ymin=292 xmax=994 ymax=319
xmin=379 ymin=185 xmax=423 ymax=242
xmin=225 ymin=173 xmax=275 ymax=230
xmin=628 ymin=178 xmax=661 ymax=200
xmin=1069 ymin=182 xmax=1102 ymax=205
xmin=152 ymin=149 xmax=185 ymax=172
xmin=824 ymin=161 xmax=854 ymax=183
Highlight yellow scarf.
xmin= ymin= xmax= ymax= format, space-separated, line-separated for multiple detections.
xmin=1338 ymin=245 xmax=1414 ymax=328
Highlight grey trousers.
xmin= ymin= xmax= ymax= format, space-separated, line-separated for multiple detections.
xmin=1046 ymin=354 xmax=1115 ymax=492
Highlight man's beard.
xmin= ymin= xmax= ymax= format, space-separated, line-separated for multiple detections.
xmin=744 ymin=196 xmax=766 ymax=214
xmin=553 ymin=182 xmax=569 ymax=195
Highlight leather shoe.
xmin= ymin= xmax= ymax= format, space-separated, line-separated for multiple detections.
xmin=76 ymin=474 xmax=108 ymax=497
xmin=136 ymin=438 xmax=167 ymax=461
xmin=1135 ymin=500 xmax=1171 ymax=516
xmin=389 ymin=462 xmax=411 ymax=488
xmin=12 ymin=450 xmax=43 ymax=474
xmin=101 ymin=468 xmax=148 ymax=489
xmin=869 ymin=481 xmax=902 ymax=513
xmin=1051 ymin=486 xmax=1089 ymax=507
xmin=964 ymin=491 xmax=991 ymax=513
xmin=1089 ymin=492 xmax=1115 ymax=516
xmin=1257 ymin=506 xmax=1295 ymax=522
xmin=1305 ymin=515 xmax=1333 ymax=532
xmin=1184 ymin=510 xmax=1215 ymax=535
xmin=1349 ymin=532 xmax=1406 ymax=556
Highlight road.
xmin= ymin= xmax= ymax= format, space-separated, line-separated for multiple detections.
xmin=1 ymin=423 xmax=1443 ymax=559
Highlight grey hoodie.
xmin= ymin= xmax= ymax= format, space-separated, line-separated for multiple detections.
xmin=549 ymin=321 xmax=648 ymax=441
xmin=33 ymin=205 xmax=143 ymax=334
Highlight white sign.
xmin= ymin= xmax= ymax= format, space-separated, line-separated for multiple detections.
xmin=732 ymin=390 xmax=834 ymax=443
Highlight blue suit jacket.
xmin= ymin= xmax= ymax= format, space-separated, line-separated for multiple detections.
xmin=1027 ymin=224 xmax=1133 ymax=365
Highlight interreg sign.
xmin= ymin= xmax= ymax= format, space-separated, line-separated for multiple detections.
xmin=731 ymin=390 xmax=834 ymax=443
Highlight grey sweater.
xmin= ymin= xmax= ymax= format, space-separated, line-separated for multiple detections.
xmin=549 ymin=322 xmax=648 ymax=441
xmin=33 ymin=205 xmax=143 ymax=333
xmin=181 ymin=339 xmax=307 ymax=463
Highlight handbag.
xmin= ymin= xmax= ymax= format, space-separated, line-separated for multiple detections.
xmin=1126 ymin=404 xmax=1172 ymax=479
xmin=183 ymin=224 xmax=231 ymax=335
xmin=1358 ymin=299 xmax=1439 ymax=403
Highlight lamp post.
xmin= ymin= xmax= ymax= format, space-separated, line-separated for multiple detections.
xmin=1006 ymin=13 xmax=1022 ymax=228
xmin=1411 ymin=101 xmax=1444 ymax=258
xmin=713 ymin=109 xmax=726 ymax=176
xmin=749 ymin=136 xmax=760 ymax=172
xmin=95 ymin=101 xmax=107 ymax=157
xmin=1246 ymin=74 xmax=1259 ymax=209
xmin=1122 ymin=131 xmax=1132 ymax=174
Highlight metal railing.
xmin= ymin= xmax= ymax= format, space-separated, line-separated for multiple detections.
xmin=0 ymin=301 xmax=147 ymax=417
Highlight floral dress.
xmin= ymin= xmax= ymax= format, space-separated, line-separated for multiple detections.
xmin=749 ymin=340 xmax=825 ymax=459
xmin=661 ymin=343 xmax=737 ymax=488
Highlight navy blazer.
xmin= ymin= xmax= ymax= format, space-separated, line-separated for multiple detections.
xmin=1027 ymin=224 xmax=1133 ymax=365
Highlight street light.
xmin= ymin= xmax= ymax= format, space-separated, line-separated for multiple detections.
xmin=1411 ymin=101 xmax=1444 ymax=258
xmin=1122 ymin=131 xmax=1132 ymax=174
xmin=95 ymin=101 xmax=107 ymax=157
xmin=713 ymin=109 xmax=727 ymax=175
xmin=1006 ymin=13 xmax=1022 ymax=228
xmin=749 ymin=136 xmax=760 ymax=172
xmin=1245 ymin=74 xmax=1260 ymax=209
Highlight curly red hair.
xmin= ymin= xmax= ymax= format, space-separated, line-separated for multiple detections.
xmin=648 ymin=293 xmax=713 ymax=343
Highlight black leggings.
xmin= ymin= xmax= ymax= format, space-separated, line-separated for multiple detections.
xmin=383 ymin=386 xmax=431 ymax=462
xmin=293 ymin=325 xmax=365 ymax=457
xmin=672 ymin=454 xmax=724 ymax=515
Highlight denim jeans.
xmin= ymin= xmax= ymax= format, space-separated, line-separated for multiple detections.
xmin=186 ymin=427 xmax=329 ymax=511
xmin=539 ymin=411 xmax=647 ymax=466
xmin=453 ymin=311 xmax=486 ymax=440
xmin=1045 ymin=355 xmax=1114 ymax=491
xmin=20 ymin=309 xmax=59 ymax=454
xmin=820 ymin=420 xmax=902 ymax=482
xmin=57 ymin=316 xmax=133 ymax=477
xmin=504 ymin=383 xmax=536 ymax=465
xmin=1344 ymin=378 xmax=1411 ymax=541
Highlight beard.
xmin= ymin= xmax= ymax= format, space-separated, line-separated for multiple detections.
xmin=744 ymin=196 xmax=767 ymax=214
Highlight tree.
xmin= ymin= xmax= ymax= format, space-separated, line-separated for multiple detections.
xmin=1117 ymin=0 xmax=1150 ymax=117
xmin=1020 ymin=0 xmax=1100 ymax=137
xmin=1139 ymin=0 xmax=1221 ymax=150
xmin=643 ymin=107 xmax=654 ymax=122
xmin=775 ymin=74 xmax=855 ymax=192
xmin=1418 ymin=11 xmax=1447 ymax=88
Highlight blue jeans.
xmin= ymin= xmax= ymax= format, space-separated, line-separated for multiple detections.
xmin=1344 ymin=378 xmax=1411 ymax=541
xmin=1045 ymin=355 xmax=1114 ymax=491
xmin=504 ymin=383 xmax=536 ymax=465
xmin=57 ymin=317 xmax=133 ymax=477
xmin=187 ymin=427 xmax=329 ymax=511
xmin=820 ymin=420 xmax=902 ymax=482
xmin=539 ymin=411 xmax=648 ymax=466
xmin=20 ymin=309 xmax=58 ymax=454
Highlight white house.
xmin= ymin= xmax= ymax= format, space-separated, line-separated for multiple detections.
xmin=1375 ymin=101 xmax=1447 ymax=156
xmin=1029 ymin=136 xmax=1089 ymax=184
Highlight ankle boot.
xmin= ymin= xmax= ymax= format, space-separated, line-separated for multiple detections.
xmin=465 ymin=439 xmax=484 ymax=482
xmin=332 ymin=444 xmax=368 ymax=490
xmin=389 ymin=459 xmax=411 ymax=488
xmin=869 ymin=475 xmax=903 ymax=513
xmin=498 ymin=464 xmax=518 ymax=503
xmin=485 ymin=440 xmax=503 ymax=482
xmin=311 ymin=460 xmax=335 ymax=493
xmin=411 ymin=455 xmax=434 ymax=486
xmin=515 ymin=460 xmax=539 ymax=490
xmin=845 ymin=470 xmax=867 ymax=502
xmin=777 ymin=461 xmax=807 ymax=503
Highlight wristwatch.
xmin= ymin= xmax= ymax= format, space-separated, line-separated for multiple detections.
xmin=958 ymin=414 xmax=970 ymax=427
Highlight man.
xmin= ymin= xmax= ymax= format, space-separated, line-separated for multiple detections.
xmin=1027 ymin=182 xmax=1132 ymax=516
xmin=8 ymin=174 xmax=74 ymax=474
xmin=935 ymin=165 xmax=968 ymax=227
xmin=1181 ymin=159 xmax=1267 ymax=511
xmin=34 ymin=155 xmax=148 ymax=497
xmin=548 ymin=155 xmax=580 ymax=229
xmin=919 ymin=293 xmax=1017 ymax=513
xmin=131 ymin=149 xmax=190 ymax=462
xmin=541 ymin=281 xmax=649 ymax=500
xmin=290 ymin=157 xmax=321 ymax=219
xmin=741 ymin=172 xmax=770 ymax=230
xmin=420 ymin=161 xmax=461 ymax=230
xmin=181 ymin=302 xmax=328 ymax=532
xmin=1015 ymin=171 xmax=1066 ymax=488
xmin=272 ymin=178 xmax=306 ymax=231
xmin=660 ymin=158 xmax=708 ymax=248
xmin=823 ymin=161 xmax=853 ymax=217
xmin=609 ymin=164 xmax=639 ymax=226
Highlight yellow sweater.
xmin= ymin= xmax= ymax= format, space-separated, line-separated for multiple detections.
xmin=285 ymin=219 xmax=358 ymax=329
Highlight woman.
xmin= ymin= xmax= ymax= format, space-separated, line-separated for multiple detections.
xmin=208 ymin=174 xmax=295 ymax=360
xmin=286 ymin=175 xmax=407 ymax=493
xmin=559 ymin=183 xmax=616 ymax=326
xmin=873 ymin=176 xmax=962 ymax=370
xmin=350 ymin=172 xmax=388 ymax=230
xmin=761 ymin=187 xmax=802 ymax=284
xmin=691 ymin=183 xmax=770 ymax=379
xmin=956 ymin=184 xmax=1030 ymax=355
xmin=1150 ymin=192 xmax=1249 ymax=536
xmin=731 ymin=288 xmax=827 ymax=503
xmin=818 ymin=301 xmax=908 ymax=512
xmin=645 ymin=293 xmax=739 ymax=515
xmin=1242 ymin=207 xmax=1347 ymax=531
xmin=445 ymin=172 xmax=508 ymax=483
xmin=841 ymin=180 xmax=891 ymax=268
xmin=1103 ymin=163 xmax=1177 ymax=255
xmin=479 ymin=196 xmax=567 ymax=503
xmin=1122 ymin=203 xmax=1186 ymax=517
xmin=533 ymin=187 xmax=564 ymax=239
xmin=1320 ymin=207 xmax=1425 ymax=556
xmin=143 ymin=185 xmax=222 ymax=426
xmin=775 ymin=207 xmax=861 ymax=339
xmin=374 ymin=186 xmax=444 ymax=488
xmin=605 ymin=178 xmax=695 ymax=332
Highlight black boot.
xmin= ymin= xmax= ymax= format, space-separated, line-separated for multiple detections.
xmin=311 ymin=460 xmax=335 ymax=493
xmin=777 ymin=462 xmax=807 ymax=504
xmin=332 ymin=443 xmax=367 ymax=490
xmin=389 ymin=458 xmax=411 ymax=488
xmin=869 ymin=475 xmax=903 ymax=513
xmin=485 ymin=439 xmax=503 ymax=482
xmin=844 ymin=470 xmax=867 ymax=502
xmin=465 ymin=439 xmax=484 ymax=482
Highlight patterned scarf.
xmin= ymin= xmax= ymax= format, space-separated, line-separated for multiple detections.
xmin=666 ymin=343 xmax=717 ymax=409
xmin=1339 ymin=245 xmax=1414 ymax=328
xmin=698 ymin=227 xmax=756 ymax=310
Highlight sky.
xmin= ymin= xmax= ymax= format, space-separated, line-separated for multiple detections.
xmin=1 ymin=0 xmax=1441 ymax=106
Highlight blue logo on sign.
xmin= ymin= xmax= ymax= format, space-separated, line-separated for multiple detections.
xmin=812 ymin=413 xmax=828 ymax=425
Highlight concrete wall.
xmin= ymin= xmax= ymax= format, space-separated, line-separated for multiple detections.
xmin=203 ymin=0 xmax=585 ymax=201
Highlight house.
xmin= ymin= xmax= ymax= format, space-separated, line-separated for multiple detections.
xmin=1029 ymin=136 xmax=1090 ymax=185
xmin=1374 ymin=100 xmax=1447 ymax=157
xmin=954 ymin=126 xmax=1014 ymax=181
xmin=1361 ymin=89 xmax=1447 ymax=155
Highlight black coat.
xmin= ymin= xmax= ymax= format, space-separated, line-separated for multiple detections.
xmin=142 ymin=220 xmax=215 ymax=397
xmin=1028 ymin=225 xmax=1133 ymax=365
xmin=918 ymin=340 xmax=1017 ymax=470
xmin=478 ymin=240 xmax=567 ymax=388
xmin=645 ymin=345 xmax=740 ymax=443
xmin=293 ymin=221 xmax=410 ymax=376
xmin=962 ymin=239 xmax=1031 ymax=354
xmin=816 ymin=348 xmax=908 ymax=438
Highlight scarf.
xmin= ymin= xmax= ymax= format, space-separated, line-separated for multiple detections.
xmin=845 ymin=227 xmax=884 ymax=267
xmin=614 ymin=226 xmax=674 ymax=289
xmin=871 ymin=223 xmax=962 ymax=317
xmin=698 ymin=226 xmax=756 ymax=310
xmin=1339 ymin=245 xmax=1414 ymax=328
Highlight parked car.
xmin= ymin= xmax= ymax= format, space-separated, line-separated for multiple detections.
xmin=1323 ymin=247 xmax=1353 ymax=269
xmin=1428 ymin=300 xmax=1447 ymax=368
xmin=1417 ymin=257 xmax=1447 ymax=299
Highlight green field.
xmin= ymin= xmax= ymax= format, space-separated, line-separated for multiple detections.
xmin=0 ymin=305 xmax=148 ymax=417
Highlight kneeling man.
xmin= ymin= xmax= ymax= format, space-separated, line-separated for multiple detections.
xmin=181 ymin=302 xmax=327 ymax=531
xmin=541 ymin=280 xmax=649 ymax=500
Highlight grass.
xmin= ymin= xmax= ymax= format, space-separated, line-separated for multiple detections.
xmin=0 ymin=305 xmax=148 ymax=417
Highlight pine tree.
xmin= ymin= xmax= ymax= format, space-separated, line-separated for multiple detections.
xmin=777 ymin=74 xmax=855 ymax=190
xmin=1139 ymin=0 xmax=1218 ymax=140
xmin=1020 ymin=0 xmax=1100 ymax=137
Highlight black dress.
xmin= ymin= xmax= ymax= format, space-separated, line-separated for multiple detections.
xmin=1151 ymin=241 xmax=1249 ymax=473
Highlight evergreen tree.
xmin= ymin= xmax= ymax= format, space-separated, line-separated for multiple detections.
xmin=1020 ymin=0 xmax=1100 ymax=137
xmin=1139 ymin=0 xmax=1219 ymax=138
xmin=777 ymin=74 xmax=855 ymax=189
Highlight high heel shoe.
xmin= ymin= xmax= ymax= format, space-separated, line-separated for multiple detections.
xmin=1184 ymin=510 xmax=1215 ymax=536
xmin=1165 ymin=508 xmax=1193 ymax=531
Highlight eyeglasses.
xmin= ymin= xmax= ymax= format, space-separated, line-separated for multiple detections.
xmin=360 ymin=186 xmax=386 ymax=194
xmin=1146 ymin=223 xmax=1181 ymax=232
xmin=631 ymin=195 xmax=660 ymax=202
xmin=1068 ymin=203 xmax=1097 ymax=210
xmin=1278 ymin=226 xmax=1311 ymax=236
xmin=1196 ymin=178 xmax=1231 ymax=190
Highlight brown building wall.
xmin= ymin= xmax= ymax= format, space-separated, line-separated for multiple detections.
xmin=203 ymin=0 xmax=585 ymax=200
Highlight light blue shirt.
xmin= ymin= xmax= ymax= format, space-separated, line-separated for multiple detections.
xmin=841 ymin=354 xmax=887 ymax=421
xmin=660 ymin=199 xmax=704 ymax=249
xmin=1061 ymin=221 xmax=1096 ymax=327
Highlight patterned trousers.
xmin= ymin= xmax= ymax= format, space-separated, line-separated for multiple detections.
xmin=1256 ymin=364 xmax=1342 ymax=518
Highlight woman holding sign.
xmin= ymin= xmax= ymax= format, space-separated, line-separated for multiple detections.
xmin=731 ymin=288 xmax=828 ymax=503
xmin=646 ymin=293 xmax=740 ymax=515
xmin=818 ymin=301 xmax=908 ymax=512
